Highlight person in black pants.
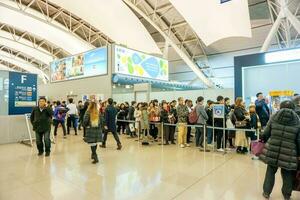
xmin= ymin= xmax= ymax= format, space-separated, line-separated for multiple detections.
xmin=53 ymin=101 xmax=68 ymax=138
xmin=30 ymin=97 xmax=53 ymax=157
xmin=185 ymin=99 xmax=193 ymax=144
xmin=66 ymin=98 xmax=78 ymax=135
xmin=117 ymin=103 xmax=127 ymax=134
xmin=161 ymin=102 xmax=170 ymax=145
xmin=101 ymin=98 xmax=122 ymax=150
xmin=169 ymin=100 xmax=177 ymax=144
xmin=260 ymin=100 xmax=300 ymax=200
xmin=214 ymin=96 xmax=226 ymax=152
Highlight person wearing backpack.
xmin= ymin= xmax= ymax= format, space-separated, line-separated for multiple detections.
xmin=194 ymin=96 xmax=209 ymax=149
xmin=53 ymin=101 xmax=68 ymax=138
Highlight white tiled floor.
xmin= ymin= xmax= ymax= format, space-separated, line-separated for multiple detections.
xmin=0 ymin=131 xmax=299 ymax=200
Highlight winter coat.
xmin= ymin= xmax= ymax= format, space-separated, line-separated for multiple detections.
xmin=30 ymin=106 xmax=53 ymax=133
xmin=195 ymin=104 xmax=208 ymax=125
xmin=255 ymin=99 xmax=270 ymax=127
xmin=127 ymin=106 xmax=135 ymax=120
xmin=259 ymin=108 xmax=300 ymax=170
xmin=295 ymin=105 xmax=300 ymax=118
xmin=169 ymin=107 xmax=177 ymax=124
xmin=53 ymin=106 xmax=68 ymax=122
xmin=140 ymin=109 xmax=149 ymax=130
xmin=160 ymin=109 xmax=169 ymax=123
xmin=234 ymin=106 xmax=250 ymax=128
xmin=105 ymin=105 xmax=118 ymax=132
xmin=117 ymin=109 xmax=127 ymax=120
xmin=176 ymin=104 xmax=189 ymax=123
xmin=206 ymin=108 xmax=213 ymax=126
xmin=83 ymin=111 xmax=102 ymax=144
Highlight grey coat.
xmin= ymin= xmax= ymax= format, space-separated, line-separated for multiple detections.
xmin=195 ymin=104 xmax=208 ymax=125
xmin=83 ymin=111 xmax=103 ymax=144
xmin=259 ymin=108 xmax=300 ymax=170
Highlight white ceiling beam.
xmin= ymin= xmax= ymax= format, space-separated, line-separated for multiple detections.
xmin=123 ymin=0 xmax=214 ymax=88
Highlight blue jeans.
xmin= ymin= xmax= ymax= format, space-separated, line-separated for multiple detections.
xmin=35 ymin=131 xmax=51 ymax=153
xmin=206 ymin=127 xmax=213 ymax=144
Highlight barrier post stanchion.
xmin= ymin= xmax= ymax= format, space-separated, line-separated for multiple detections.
xmin=203 ymin=125 xmax=206 ymax=152
xmin=223 ymin=120 xmax=226 ymax=154
xmin=25 ymin=114 xmax=33 ymax=147
xmin=161 ymin=122 xmax=164 ymax=145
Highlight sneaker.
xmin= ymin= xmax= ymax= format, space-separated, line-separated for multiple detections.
xmin=45 ymin=152 xmax=50 ymax=157
xmin=100 ymin=144 xmax=106 ymax=148
xmin=38 ymin=152 xmax=43 ymax=156
xmin=283 ymin=195 xmax=291 ymax=200
xmin=63 ymin=135 xmax=67 ymax=139
xmin=262 ymin=192 xmax=270 ymax=199
xmin=180 ymin=144 xmax=185 ymax=148
xmin=217 ymin=148 xmax=224 ymax=152
xmin=185 ymin=143 xmax=190 ymax=147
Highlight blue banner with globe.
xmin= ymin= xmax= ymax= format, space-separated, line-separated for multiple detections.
xmin=114 ymin=45 xmax=168 ymax=81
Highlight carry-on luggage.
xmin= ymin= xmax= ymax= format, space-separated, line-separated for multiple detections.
xmin=251 ymin=140 xmax=265 ymax=156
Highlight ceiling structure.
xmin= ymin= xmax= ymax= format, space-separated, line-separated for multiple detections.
xmin=0 ymin=0 xmax=299 ymax=88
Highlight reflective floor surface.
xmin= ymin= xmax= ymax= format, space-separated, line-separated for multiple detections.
xmin=0 ymin=131 xmax=299 ymax=200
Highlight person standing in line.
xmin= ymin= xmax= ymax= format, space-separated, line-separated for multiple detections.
xmin=255 ymin=92 xmax=270 ymax=128
xmin=169 ymin=100 xmax=178 ymax=144
xmin=116 ymin=103 xmax=127 ymax=135
xmin=161 ymin=102 xmax=170 ymax=145
xmin=224 ymin=97 xmax=234 ymax=149
xmin=66 ymin=98 xmax=78 ymax=135
xmin=234 ymin=97 xmax=250 ymax=154
xmin=53 ymin=101 xmax=68 ymax=138
xmin=134 ymin=103 xmax=142 ymax=138
xmin=215 ymin=96 xmax=226 ymax=152
xmin=186 ymin=99 xmax=193 ymax=144
xmin=260 ymin=100 xmax=300 ymax=200
xmin=206 ymin=100 xmax=214 ymax=146
xmin=127 ymin=101 xmax=136 ymax=137
xmin=30 ymin=97 xmax=53 ymax=157
xmin=177 ymin=97 xmax=189 ymax=148
xmin=195 ymin=96 xmax=209 ymax=150
xmin=77 ymin=100 xmax=84 ymax=130
xmin=83 ymin=101 xmax=103 ymax=164
xmin=101 ymin=98 xmax=122 ymax=150
xmin=140 ymin=103 xmax=150 ymax=144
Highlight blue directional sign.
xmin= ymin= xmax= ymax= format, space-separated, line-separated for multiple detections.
xmin=8 ymin=72 xmax=37 ymax=115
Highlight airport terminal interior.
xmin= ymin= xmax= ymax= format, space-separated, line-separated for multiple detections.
xmin=1 ymin=0 xmax=300 ymax=199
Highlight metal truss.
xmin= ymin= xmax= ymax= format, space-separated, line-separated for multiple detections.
xmin=10 ymin=0 xmax=114 ymax=47
xmin=263 ymin=0 xmax=300 ymax=51
xmin=0 ymin=22 xmax=69 ymax=59
xmin=125 ymin=0 xmax=214 ymax=87
xmin=0 ymin=59 xmax=27 ymax=72
xmin=0 ymin=45 xmax=49 ymax=72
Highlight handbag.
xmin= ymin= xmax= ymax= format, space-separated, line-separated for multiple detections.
xmin=235 ymin=120 xmax=248 ymax=128
xmin=293 ymin=170 xmax=300 ymax=191
xmin=251 ymin=140 xmax=265 ymax=156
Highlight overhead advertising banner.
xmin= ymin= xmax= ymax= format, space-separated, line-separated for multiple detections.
xmin=114 ymin=45 xmax=169 ymax=81
xmin=8 ymin=72 xmax=37 ymax=115
xmin=50 ymin=47 xmax=107 ymax=82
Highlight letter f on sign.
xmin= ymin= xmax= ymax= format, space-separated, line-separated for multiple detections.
xmin=21 ymin=75 xmax=27 ymax=84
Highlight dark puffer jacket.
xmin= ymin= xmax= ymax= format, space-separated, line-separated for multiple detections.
xmin=259 ymin=108 xmax=300 ymax=170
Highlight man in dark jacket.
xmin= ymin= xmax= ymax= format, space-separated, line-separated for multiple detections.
xmin=101 ymin=98 xmax=122 ymax=150
xmin=30 ymin=97 xmax=53 ymax=156
xmin=255 ymin=92 xmax=270 ymax=127
xmin=260 ymin=100 xmax=300 ymax=200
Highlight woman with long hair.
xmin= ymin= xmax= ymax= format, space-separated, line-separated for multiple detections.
xmin=234 ymin=97 xmax=250 ymax=154
xmin=83 ymin=101 xmax=103 ymax=164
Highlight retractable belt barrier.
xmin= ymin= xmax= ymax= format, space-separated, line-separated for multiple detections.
xmin=116 ymin=119 xmax=259 ymax=153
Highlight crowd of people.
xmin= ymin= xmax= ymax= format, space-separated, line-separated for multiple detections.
xmin=29 ymin=92 xmax=300 ymax=200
